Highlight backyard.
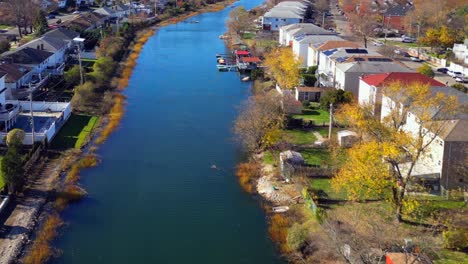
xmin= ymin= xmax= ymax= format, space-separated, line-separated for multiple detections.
xmin=51 ymin=114 xmax=99 ymax=149
xmin=292 ymin=108 xmax=330 ymax=124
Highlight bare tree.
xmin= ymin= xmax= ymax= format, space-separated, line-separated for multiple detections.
xmin=348 ymin=3 xmax=378 ymax=48
xmin=234 ymin=92 xmax=284 ymax=153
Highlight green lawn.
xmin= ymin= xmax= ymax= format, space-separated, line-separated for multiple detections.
xmin=242 ymin=32 xmax=256 ymax=39
xmin=52 ymin=114 xmax=99 ymax=149
xmin=263 ymin=150 xmax=275 ymax=165
xmin=384 ymin=40 xmax=419 ymax=48
xmin=300 ymin=148 xmax=329 ymax=167
xmin=434 ymin=249 xmax=468 ymax=264
xmin=292 ymin=109 xmax=330 ymax=124
xmin=282 ymin=129 xmax=317 ymax=145
xmin=310 ymin=178 xmax=347 ymax=200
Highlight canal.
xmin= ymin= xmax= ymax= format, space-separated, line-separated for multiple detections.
xmin=51 ymin=0 xmax=285 ymax=263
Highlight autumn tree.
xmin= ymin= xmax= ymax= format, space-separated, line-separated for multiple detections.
xmin=234 ymin=92 xmax=284 ymax=153
xmin=332 ymin=82 xmax=460 ymax=221
xmin=348 ymin=1 xmax=378 ymax=48
xmin=264 ymin=48 xmax=301 ymax=89
xmin=2 ymin=129 xmax=26 ymax=194
xmin=227 ymin=6 xmax=251 ymax=35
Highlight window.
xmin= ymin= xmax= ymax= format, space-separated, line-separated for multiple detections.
xmin=438 ymin=160 xmax=441 ymax=165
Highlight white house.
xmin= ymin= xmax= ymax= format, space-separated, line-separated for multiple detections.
xmin=291 ymin=35 xmax=341 ymax=66
xmin=307 ymin=40 xmax=360 ymax=67
xmin=0 ymin=62 xmax=34 ymax=93
xmin=359 ymin=72 xmax=444 ymax=118
xmin=379 ymin=84 xmax=468 ymax=192
xmin=317 ymin=48 xmax=382 ymax=87
xmin=262 ymin=1 xmax=309 ymax=31
xmin=333 ymin=61 xmax=411 ymax=98
xmin=453 ymin=39 xmax=468 ymax=65
xmin=279 ymin=23 xmax=336 ymax=46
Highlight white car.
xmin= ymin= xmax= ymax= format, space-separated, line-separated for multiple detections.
xmin=72 ymin=11 xmax=81 ymax=15
xmin=449 ymin=71 xmax=463 ymax=78
xmin=373 ymin=41 xmax=384 ymax=46
xmin=455 ymin=77 xmax=466 ymax=83
xmin=410 ymin=57 xmax=423 ymax=62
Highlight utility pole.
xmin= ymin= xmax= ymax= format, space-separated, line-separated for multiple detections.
xmin=28 ymin=84 xmax=35 ymax=145
xmin=416 ymin=24 xmax=421 ymax=57
xmin=73 ymin=37 xmax=85 ymax=86
xmin=328 ymin=103 xmax=333 ymax=139
xmin=322 ymin=12 xmax=325 ymax=28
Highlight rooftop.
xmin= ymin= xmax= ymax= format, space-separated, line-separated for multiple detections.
xmin=361 ymin=72 xmax=444 ymax=87
xmin=43 ymin=28 xmax=80 ymax=41
xmin=384 ymin=5 xmax=413 ymax=17
xmin=2 ymin=47 xmax=53 ymax=65
xmin=312 ymin=40 xmax=360 ymax=51
xmin=19 ymin=36 xmax=67 ymax=53
xmin=283 ymin=23 xmax=337 ymax=36
xmin=337 ymin=61 xmax=410 ymax=73
xmin=0 ymin=63 xmax=32 ymax=82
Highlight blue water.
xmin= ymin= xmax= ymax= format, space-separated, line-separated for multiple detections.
xmin=51 ymin=1 xmax=284 ymax=263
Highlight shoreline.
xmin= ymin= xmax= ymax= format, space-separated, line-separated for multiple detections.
xmin=0 ymin=1 xmax=240 ymax=263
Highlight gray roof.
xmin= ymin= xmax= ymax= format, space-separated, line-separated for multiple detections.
xmin=2 ymin=47 xmax=53 ymax=65
xmin=282 ymin=23 xmax=338 ymax=36
xmin=295 ymin=35 xmax=341 ymax=44
xmin=437 ymin=119 xmax=468 ymax=142
xmin=336 ymin=61 xmax=411 ymax=73
xmin=94 ymin=7 xmax=115 ymax=16
xmin=323 ymin=48 xmax=381 ymax=62
xmin=264 ymin=2 xmax=307 ymax=19
xmin=43 ymin=28 xmax=80 ymax=41
xmin=19 ymin=36 xmax=67 ymax=53
xmin=0 ymin=63 xmax=31 ymax=82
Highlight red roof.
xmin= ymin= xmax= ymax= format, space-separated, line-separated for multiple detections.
xmin=241 ymin=57 xmax=261 ymax=63
xmin=361 ymin=72 xmax=444 ymax=87
xmin=235 ymin=50 xmax=250 ymax=55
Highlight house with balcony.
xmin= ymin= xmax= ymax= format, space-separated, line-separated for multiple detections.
xmin=291 ymin=35 xmax=341 ymax=66
xmin=0 ymin=62 xmax=34 ymax=97
xmin=18 ymin=37 xmax=69 ymax=75
xmin=1 ymin=47 xmax=54 ymax=97
xmin=379 ymin=83 xmax=468 ymax=192
xmin=279 ymin=23 xmax=336 ymax=46
xmin=262 ymin=1 xmax=309 ymax=31
xmin=317 ymin=48 xmax=382 ymax=88
xmin=307 ymin=40 xmax=360 ymax=67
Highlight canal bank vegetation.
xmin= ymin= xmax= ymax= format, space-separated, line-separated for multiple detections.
xmin=229 ymin=7 xmax=467 ymax=263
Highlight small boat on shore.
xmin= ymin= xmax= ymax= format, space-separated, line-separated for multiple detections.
xmin=272 ymin=206 xmax=289 ymax=213
xmin=219 ymin=35 xmax=229 ymax=39
xmin=241 ymin=76 xmax=250 ymax=82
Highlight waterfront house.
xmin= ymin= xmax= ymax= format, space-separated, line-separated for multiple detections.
xmin=333 ymin=60 xmax=411 ymax=98
xmin=375 ymin=75 xmax=468 ymax=192
xmin=18 ymin=37 xmax=69 ymax=75
xmin=1 ymin=47 xmax=54 ymax=93
xmin=291 ymin=35 xmax=342 ymax=66
xmin=279 ymin=23 xmax=336 ymax=46
xmin=262 ymin=1 xmax=309 ymax=31
xmin=0 ymin=62 xmax=34 ymax=95
xmin=307 ymin=40 xmax=360 ymax=67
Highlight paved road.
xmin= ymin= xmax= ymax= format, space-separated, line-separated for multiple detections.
xmin=0 ymin=13 xmax=77 ymax=38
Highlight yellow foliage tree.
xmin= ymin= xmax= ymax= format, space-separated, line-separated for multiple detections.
xmin=264 ymin=48 xmax=301 ymax=89
xmin=439 ymin=26 xmax=456 ymax=48
xmin=333 ymin=81 xmax=460 ymax=221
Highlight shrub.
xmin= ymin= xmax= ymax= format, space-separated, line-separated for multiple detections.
xmin=0 ymin=39 xmax=11 ymax=54
xmin=451 ymin=83 xmax=467 ymax=93
xmin=320 ymin=89 xmax=353 ymax=109
xmin=287 ymin=223 xmax=309 ymax=251
xmin=417 ymin=64 xmax=435 ymax=78
xmin=269 ymin=214 xmax=290 ymax=252
xmin=302 ymin=74 xmax=317 ymax=86
xmin=64 ymin=65 xmax=82 ymax=87
xmin=235 ymin=162 xmax=259 ymax=192
xmin=442 ymin=229 xmax=468 ymax=250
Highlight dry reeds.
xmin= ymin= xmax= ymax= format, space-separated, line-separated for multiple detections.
xmin=23 ymin=214 xmax=64 ymax=264
xmin=268 ymin=214 xmax=290 ymax=252
xmin=235 ymin=162 xmax=260 ymax=193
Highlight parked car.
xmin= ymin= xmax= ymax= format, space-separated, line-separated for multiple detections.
xmin=72 ymin=11 xmax=80 ymax=14
xmin=437 ymin=68 xmax=449 ymax=74
xmin=402 ymin=36 xmax=415 ymax=43
xmin=451 ymin=72 xmax=463 ymax=78
xmin=455 ymin=76 xmax=466 ymax=83
xmin=373 ymin=41 xmax=384 ymax=46
xmin=47 ymin=14 xmax=56 ymax=19
xmin=448 ymin=71 xmax=462 ymax=77
xmin=410 ymin=56 xmax=423 ymax=62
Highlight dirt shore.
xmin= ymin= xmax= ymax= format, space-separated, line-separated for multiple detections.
xmin=0 ymin=158 xmax=61 ymax=264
